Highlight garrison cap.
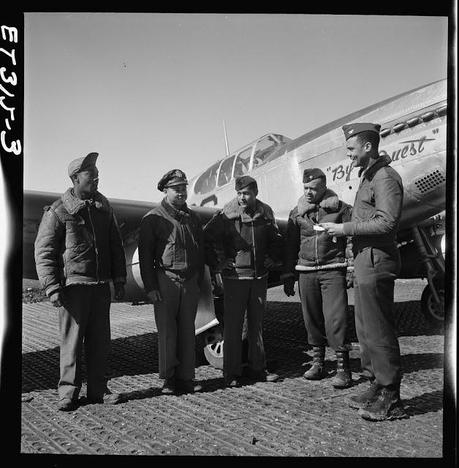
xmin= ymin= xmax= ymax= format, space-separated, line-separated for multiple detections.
xmin=342 ymin=122 xmax=381 ymax=140
xmin=303 ymin=168 xmax=326 ymax=183
xmin=235 ymin=175 xmax=257 ymax=191
xmin=68 ymin=152 xmax=98 ymax=178
xmin=157 ymin=169 xmax=188 ymax=191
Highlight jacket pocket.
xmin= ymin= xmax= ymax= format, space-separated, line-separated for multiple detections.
xmin=160 ymin=242 xmax=175 ymax=267
xmin=235 ymin=250 xmax=252 ymax=268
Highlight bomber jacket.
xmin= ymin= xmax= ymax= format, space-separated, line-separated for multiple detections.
xmin=342 ymin=154 xmax=403 ymax=252
xmin=34 ymin=188 xmax=127 ymax=297
xmin=283 ymin=189 xmax=352 ymax=277
xmin=203 ymin=197 xmax=283 ymax=280
xmin=138 ymin=198 xmax=205 ymax=293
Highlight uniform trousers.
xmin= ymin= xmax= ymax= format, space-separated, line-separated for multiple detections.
xmin=154 ymin=270 xmax=200 ymax=380
xmin=222 ymin=277 xmax=267 ymax=378
xmin=58 ymin=283 xmax=111 ymax=402
xmin=298 ymin=269 xmax=348 ymax=350
xmin=353 ymin=246 xmax=402 ymax=387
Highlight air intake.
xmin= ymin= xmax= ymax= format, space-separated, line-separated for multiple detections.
xmin=414 ymin=169 xmax=446 ymax=194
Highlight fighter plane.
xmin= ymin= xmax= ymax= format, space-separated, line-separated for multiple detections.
xmin=23 ymin=78 xmax=447 ymax=368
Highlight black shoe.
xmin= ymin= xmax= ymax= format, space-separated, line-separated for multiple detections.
xmin=57 ymin=398 xmax=78 ymax=412
xmin=176 ymin=379 xmax=203 ymax=393
xmin=102 ymin=391 xmax=126 ymax=405
xmin=358 ymin=387 xmax=408 ymax=421
xmin=347 ymin=381 xmax=381 ymax=409
xmin=86 ymin=390 xmax=126 ymax=405
xmin=224 ymin=376 xmax=241 ymax=388
xmin=161 ymin=378 xmax=176 ymax=395
xmin=245 ymin=368 xmax=279 ymax=383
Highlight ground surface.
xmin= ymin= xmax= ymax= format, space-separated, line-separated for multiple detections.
xmin=21 ymin=279 xmax=448 ymax=458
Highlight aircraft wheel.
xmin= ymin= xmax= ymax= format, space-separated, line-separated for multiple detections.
xmin=203 ymin=326 xmax=224 ymax=369
xmin=420 ymin=283 xmax=445 ymax=326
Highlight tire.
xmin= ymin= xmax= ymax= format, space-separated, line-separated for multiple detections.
xmin=420 ymin=283 xmax=445 ymax=326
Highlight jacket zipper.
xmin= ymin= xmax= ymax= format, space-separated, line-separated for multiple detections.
xmin=251 ymin=220 xmax=257 ymax=278
xmin=87 ymin=204 xmax=100 ymax=282
xmin=314 ymin=207 xmax=319 ymax=266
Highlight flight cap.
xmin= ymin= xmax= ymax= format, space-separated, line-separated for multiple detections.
xmin=158 ymin=169 xmax=188 ymax=191
xmin=235 ymin=175 xmax=257 ymax=191
xmin=68 ymin=152 xmax=98 ymax=178
xmin=303 ymin=168 xmax=326 ymax=183
xmin=342 ymin=122 xmax=381 ymax=140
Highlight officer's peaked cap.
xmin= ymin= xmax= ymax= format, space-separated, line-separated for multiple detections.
xmin=157 ymin=169 xmax=188 ymax=191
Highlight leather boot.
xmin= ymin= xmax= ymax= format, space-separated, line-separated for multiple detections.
xmin=347 ymin=380 xmax=381 ymax=409
xmin=331 ymin=349 xmax=352 ymax=388
xmin=303 ymin=346 xmax=327 ymax=380
xmin=358 ymin=385 xmax=407 ymax=421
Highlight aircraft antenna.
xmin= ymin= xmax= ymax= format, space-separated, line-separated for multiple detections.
xmin=223 ymin=120 xmax=230 ymax=156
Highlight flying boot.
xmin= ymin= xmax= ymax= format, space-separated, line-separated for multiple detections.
xmin=303 ymin=346 xmax=327 ymax=380
xmin=331 ymin=349 xmax=353 ymax=388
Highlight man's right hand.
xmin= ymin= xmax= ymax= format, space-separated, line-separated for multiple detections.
xmin=147 ymin=290 xmax=162 ymax=303
xmin=283 ymin=277 xmax=295 ymax=297
xmin=217 ymin=258 xmax=235 ymax=272
xmin=49 ymin=291 xmax=64 ymax=307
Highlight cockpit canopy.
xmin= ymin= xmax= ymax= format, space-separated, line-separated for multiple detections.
xmin=193 ymin=133 xmax=290 ymax=195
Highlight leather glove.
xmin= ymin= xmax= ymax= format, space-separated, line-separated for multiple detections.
xmin=283 ymin=276 xmax=295 ymax=297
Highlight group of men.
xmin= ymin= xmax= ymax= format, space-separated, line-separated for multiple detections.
xmin=34 ymin=122 xmax=407 ymax=422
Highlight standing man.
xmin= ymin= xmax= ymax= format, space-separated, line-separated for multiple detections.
xmin=138 ymin=169 xmax=205 ymax=395
xmin=283 ymin=168 xmax=353 ymax=389
xmin=203 ymin=176 xmax=283 ymax=387
xmin=322 ymin=122 xmax=407 ymax=421
xmin=34 ymin=152 xmax=127 ymax=411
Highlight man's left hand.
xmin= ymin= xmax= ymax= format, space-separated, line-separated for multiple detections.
xmin=114 ymin=283 xmax=125 ymax=301
xmin=320 ymin=222 xmax=345 ymax=237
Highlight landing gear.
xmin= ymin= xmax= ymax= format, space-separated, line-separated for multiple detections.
xmin=200 ymin=295 xmax=249 ymax=369
xmin=202 ymin=326 xmax=224 ymax=369
xmin=412 ymin=225 xmax=445 ymax=325
xmin=421 ymin=280 xmax=445 ymax=326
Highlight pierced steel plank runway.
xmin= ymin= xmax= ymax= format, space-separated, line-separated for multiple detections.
xmin=21 ymin=279 xmax=445 ymax=457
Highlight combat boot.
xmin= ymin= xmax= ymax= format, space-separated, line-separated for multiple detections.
xmin=358 ymin=386 xmax=408 ymax=421
xmin=331 ymin=349 xmax=352 ymax=388
xmin=347 ymin=380 xmax=381 ymax=409
xmin=303 ymin=346 xmax=327 ymax=380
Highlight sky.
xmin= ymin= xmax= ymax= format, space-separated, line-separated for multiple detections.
xmin=23 ymin=13 xmax=449 ymax=203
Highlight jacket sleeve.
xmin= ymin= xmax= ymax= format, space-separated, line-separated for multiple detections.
xmin=138 ymin=213 xmax=159 ymax=293
xmin=34 ymin=207 xmax=65 ymax=297
xmin=265 ymin=206 xmax=284 ymax=264
xmin=202 ymin=211 xmax=228 ymax=272
xmin=281 ymin=209 xmax=300 ymax=279
xmin=109 ymin=210 xmax=127 ymax=284
xmin=342 ymin=172 xmax=403 ymax=236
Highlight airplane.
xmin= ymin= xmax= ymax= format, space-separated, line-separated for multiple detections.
xmin=23 ymin=78 xmax=447 ymax=369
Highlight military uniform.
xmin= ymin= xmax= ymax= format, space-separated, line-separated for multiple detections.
xmin=138 ymin=169 xmax=205 ymax=392
xmin=203 ymin=176 xmax=283 ymax=385
xmin=283 ymin=168 xmax=353 ymax=387
xmin=34 ymin=153 xmax=127 ymax=410
xmin=341 ymin=122 xmax=406 ymax=420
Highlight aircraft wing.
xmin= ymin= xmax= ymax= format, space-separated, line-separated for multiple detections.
xmin=23 ymin=190 xmax=221 ymax=280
